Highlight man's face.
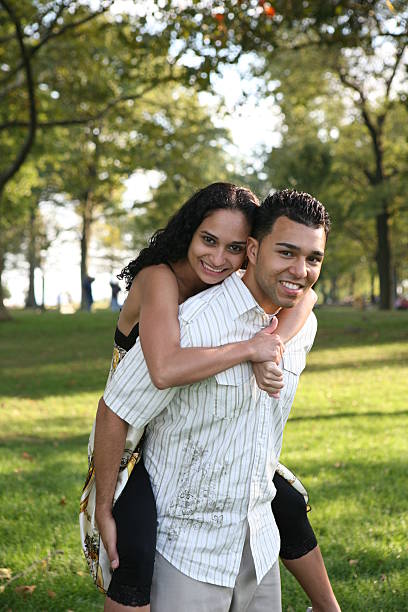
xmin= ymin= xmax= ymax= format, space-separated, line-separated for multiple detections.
xmin=244 ymin=216 xmax=326 ymax=312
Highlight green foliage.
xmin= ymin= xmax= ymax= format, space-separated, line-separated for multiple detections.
xmin=0 ymin=308 xmax=407 ymax=609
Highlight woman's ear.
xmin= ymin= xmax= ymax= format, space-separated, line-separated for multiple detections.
xmin=246 ymin=237 xmax=259 ymax=265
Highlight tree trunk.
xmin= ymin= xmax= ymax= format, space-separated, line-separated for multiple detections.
xmin=25 ymin=203 xmax=38 ymax=308
xmin=80 ymin=195 xmax=94 ymax=310
xmin=370 ymin=267 xmax=376 ymax=305
xmin=376 ymin=211 xmax=393 ymax=310
xmin=321 ymin=280 xmax=330 ymax=305
xmin=329 ymin=275 xmax=338 ymax=304
xmin=349 ymin=270 xmax=355 ymax=299
xmin=0 ymin=244 xmax=12 ymax=321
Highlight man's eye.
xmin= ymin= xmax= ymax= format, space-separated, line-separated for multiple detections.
xmin=308 ymin=257 xmax=322 ymax=265
xmin=280 ymin=251 xmax=293 ymax=257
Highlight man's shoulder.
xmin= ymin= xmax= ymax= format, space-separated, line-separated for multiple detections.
xmin=179 ymin=275 xmax=237 ymax=324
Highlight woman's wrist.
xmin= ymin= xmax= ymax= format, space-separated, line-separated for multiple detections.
xmin=244 ymin=337 xmax=257 ymax=362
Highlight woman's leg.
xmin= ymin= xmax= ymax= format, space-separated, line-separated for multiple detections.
xmin=105 ymin=459 xmax=157 ymax=611
xmin=281 ymin=547 xmax=340 ymax=612
xmin=272 ymin=473 xmax=340 ymax=611
xmin=105 ymin=598 xmax=149 ymax=612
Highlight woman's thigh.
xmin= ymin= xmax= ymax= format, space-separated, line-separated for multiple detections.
xmin=107 ymin=459 xmax=157 ymax=605
xmin=272 ymin=472 xmax=317 ymax=560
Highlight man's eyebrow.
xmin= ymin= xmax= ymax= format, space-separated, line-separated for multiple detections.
xmin=200 ymin=230 xmax=246 ymax=245
xmin=276 ymin=242 xmax=325 ymax=257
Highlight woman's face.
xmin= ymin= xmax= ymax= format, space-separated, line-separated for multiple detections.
xmin=187 ymin=209 xmax=251 ymax=285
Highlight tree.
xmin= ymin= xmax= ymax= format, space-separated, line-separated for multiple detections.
xmin=158 ymin=0 xmax=408 ymax=308
xmin=123 ymin=86 xmax=234 ymax=246
xmin=257 ymin=30 xmax=407 ymax=307
xmin=0 ymin=1 xmax=198 ymax=315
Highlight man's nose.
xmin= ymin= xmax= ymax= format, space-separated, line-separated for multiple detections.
xmin=290 ymin=258 xmax=307 ymax=278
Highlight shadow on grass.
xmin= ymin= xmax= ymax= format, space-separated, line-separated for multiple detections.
xmin=289 ymin=408 xmax=408 ymax=422
xmin=0 ymin=367 xmax=108 ymax=398
xmin=1 ymin=434 xmax=407 ymax=611
xmin=307 ymin=354 xmax=408 ymax=373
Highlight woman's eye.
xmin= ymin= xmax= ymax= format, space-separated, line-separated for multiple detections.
xmin=228 ymin=245 xmax=244 ymax=253
xmin=202 ymin=235 xmax=215 ymax=244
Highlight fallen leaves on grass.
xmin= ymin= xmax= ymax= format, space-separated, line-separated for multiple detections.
xmin=0 ymin=568 xmax=12 ymax=580
xmin=48 ymin=589 xmax=56 ymax=598
xmin=0 ymin=550 xmax=64 ymax=592
xmin=15 ymin=584 xmax=36 ymax=596
xmin=59 ymin=496 xmax=66 ymax=506
xmin=349 ymin=559 xmax=359 ymax=565
xmin=22 ymin=451 xmax=33 ymax=461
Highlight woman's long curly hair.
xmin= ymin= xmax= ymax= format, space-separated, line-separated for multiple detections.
xmin=118 ymin=182 xmax=259 ymax=291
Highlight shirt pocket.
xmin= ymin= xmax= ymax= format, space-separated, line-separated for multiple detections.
xmin=211 ymin=362 xmax=254 ymax=420
xmin=281 ymin=351 xmax=306 ymax=377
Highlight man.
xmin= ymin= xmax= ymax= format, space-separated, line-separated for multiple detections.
xmin=95 ymin=189 xmax=330 ymax=611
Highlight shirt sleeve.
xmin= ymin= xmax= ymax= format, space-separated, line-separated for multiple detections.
xmin=303 ymin=311 xmax=317 ymax=354
xmin=103 ymin=339 xmax=178 ymax=428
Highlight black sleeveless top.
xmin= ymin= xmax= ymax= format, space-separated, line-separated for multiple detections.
xmin=114 ymin=323 xmax=140 ymax=351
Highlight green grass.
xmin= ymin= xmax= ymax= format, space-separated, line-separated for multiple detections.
xmin=0 ymin=307 xmax=407 ymax=611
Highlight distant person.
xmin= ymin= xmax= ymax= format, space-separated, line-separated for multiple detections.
xmin=83 ymin=275 xmax=95 ymax=311
xmin=110 ymin=281 xmax=121 ymax=312
xmin=80 ymin=184 xmax=339 ymax=611
xmin=395 ymin=296 xmax=408 ymax=310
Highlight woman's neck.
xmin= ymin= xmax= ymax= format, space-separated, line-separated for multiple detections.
xmin=170 ymin=259 xmax=208 ymax=302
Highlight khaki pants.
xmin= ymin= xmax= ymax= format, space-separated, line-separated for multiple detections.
xmin=151 ymin=530 xmax=281 ymax=612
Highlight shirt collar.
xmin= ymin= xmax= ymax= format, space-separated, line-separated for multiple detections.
xmin=223 ymin=272 xmax=280 ymax=321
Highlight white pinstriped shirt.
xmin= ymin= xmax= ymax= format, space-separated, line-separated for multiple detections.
xmin=104 ymin=272 xmax=317 ymax=587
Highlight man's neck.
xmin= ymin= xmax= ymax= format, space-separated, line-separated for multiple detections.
xmin=241 ymin=269 xmax=281 ymax=315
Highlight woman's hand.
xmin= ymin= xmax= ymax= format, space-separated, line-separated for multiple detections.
xmin=252 ymin=361 xmax=284 ymax=398
xmin=95 ymin=506 xmax=119 ymax=570
xmin=247 ymin=319 xmax=285 ymax=364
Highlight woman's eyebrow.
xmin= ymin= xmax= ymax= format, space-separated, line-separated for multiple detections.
xmin=201 ymin=231 xmax=246 ymax=245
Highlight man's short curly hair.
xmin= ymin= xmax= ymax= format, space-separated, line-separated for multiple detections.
xmin=252 ymin=189 xmax=331 ymax=243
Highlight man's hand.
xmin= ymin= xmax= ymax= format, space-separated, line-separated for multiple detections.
xmin=95 ymin=506 xmax=119 ymax=570
xmin=252 ymin=360 xmax=284 ymax=398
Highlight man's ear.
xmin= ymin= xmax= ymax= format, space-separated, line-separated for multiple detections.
xmin=246 ymin=237 xmax=259 ymax=265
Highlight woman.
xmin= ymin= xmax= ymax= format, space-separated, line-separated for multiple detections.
xmin=81 ymin=183 xmax=339 ymax=611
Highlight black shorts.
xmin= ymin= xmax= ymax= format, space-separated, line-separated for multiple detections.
xmin=107 ymin=459 xmax=157 ymax=606
xmin=107 ymin=463 xmax=318 ymax=606
xmin=272 ymin=472 xmax=318 ymax=560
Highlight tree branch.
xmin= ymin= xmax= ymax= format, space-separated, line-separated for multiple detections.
xmin=0 ymin=1 xmax=115 ymax=87
xmin=385 ymin=43 xmax=407 ymax=100
xmin=0 ymin=76 xmax=177 ymax=132
xmin=0 ymin=0 xmax=37 ymax=192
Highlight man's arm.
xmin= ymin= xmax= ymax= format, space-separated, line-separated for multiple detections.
xmin=94 ymin=396 xmax=128 ymax=570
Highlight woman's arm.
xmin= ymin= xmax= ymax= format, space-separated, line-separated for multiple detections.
xmin=252 ymin=289 xmax=317 ymax=397
xmin=137 ymin=266 xmax=284 ymax=389
xmin=275 ymin=289 xmax=317 ymax=343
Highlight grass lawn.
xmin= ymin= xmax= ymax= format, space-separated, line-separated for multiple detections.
xmin=0 ymin=307 xmax=407 ymax=611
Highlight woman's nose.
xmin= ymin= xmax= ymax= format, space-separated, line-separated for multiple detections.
xmin=209 ymin=247 xmax=226 ymax=266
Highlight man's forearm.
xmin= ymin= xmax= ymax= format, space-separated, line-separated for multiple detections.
xmin=94 ymin=396 xmax=128 ymax=512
